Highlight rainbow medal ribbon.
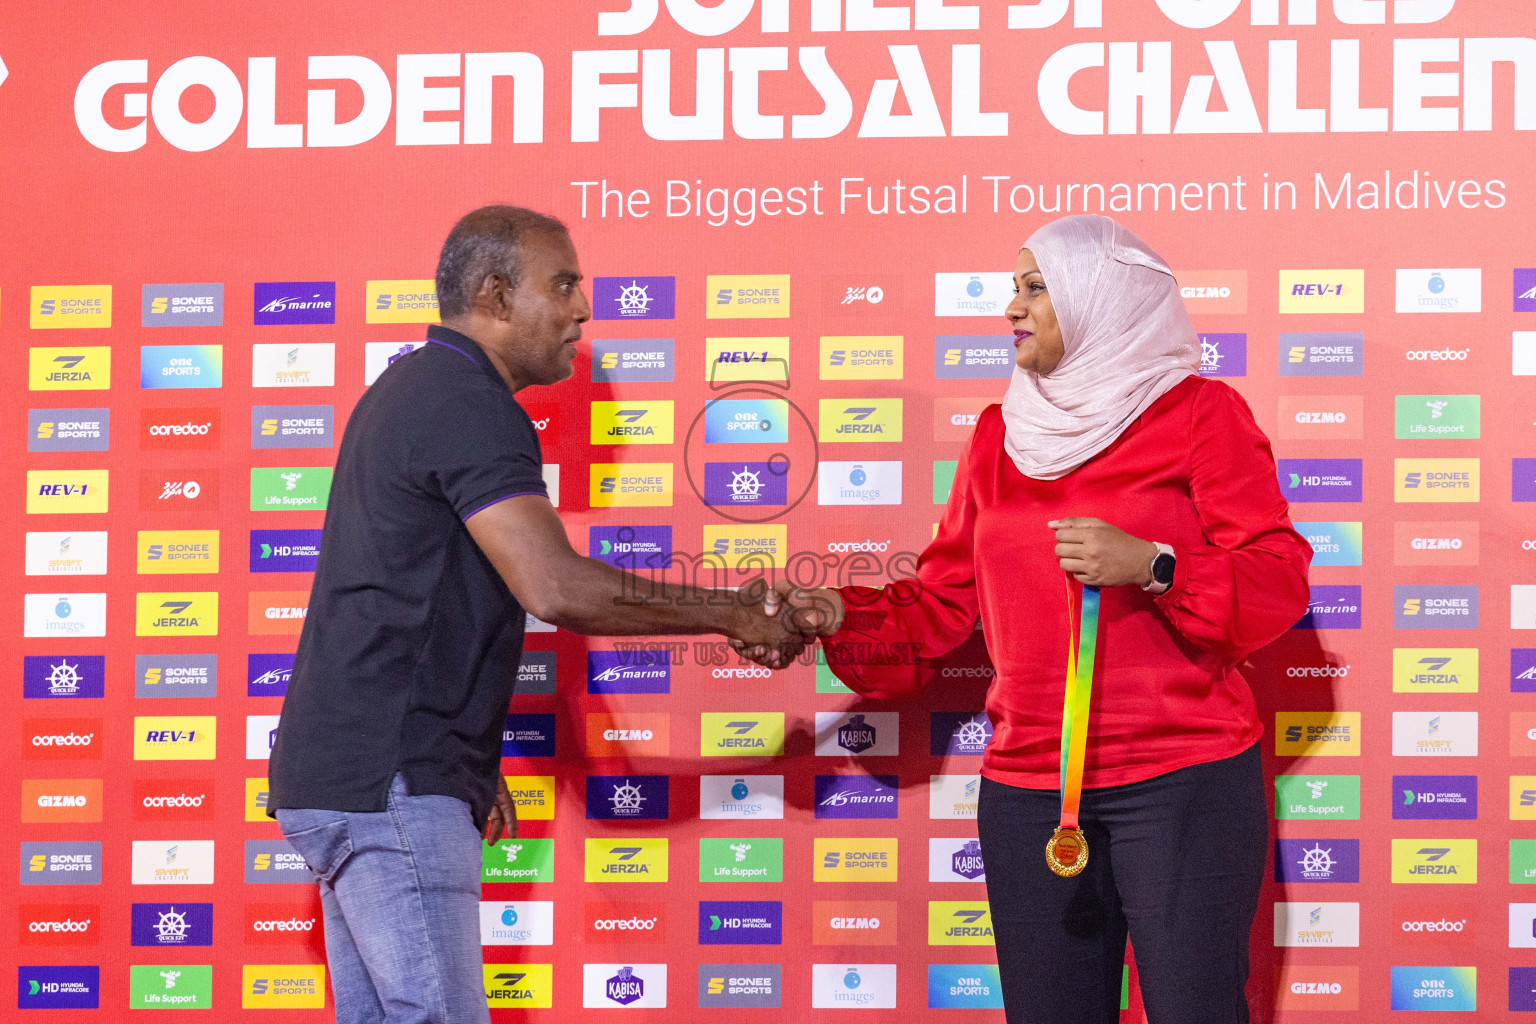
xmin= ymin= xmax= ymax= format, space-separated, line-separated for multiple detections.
xmin=1046 ymin=583 xmax=1100 ymax=878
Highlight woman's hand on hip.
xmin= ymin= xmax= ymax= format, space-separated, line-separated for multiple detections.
xmin=1050 ymin=517 xmax=1157 ymax=588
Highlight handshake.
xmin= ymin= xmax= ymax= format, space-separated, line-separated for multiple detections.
xmin=727 ymin=580 xmax=846 ymax=670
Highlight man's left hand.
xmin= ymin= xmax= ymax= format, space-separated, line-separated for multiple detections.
xmin=1050 ymin=517 xmax=1157 ymax=588
xmin=485 ymin=771 xmax=518 ymax=845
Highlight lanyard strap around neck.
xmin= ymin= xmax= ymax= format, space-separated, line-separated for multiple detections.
xmin=1058 ymin=582 xmax=1101 ymax=831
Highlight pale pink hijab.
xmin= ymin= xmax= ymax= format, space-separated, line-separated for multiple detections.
xmin=1001 ymin=215 xmax=1200 ymax=480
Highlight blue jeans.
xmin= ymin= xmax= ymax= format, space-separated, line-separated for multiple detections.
xmin=277 ymin=773 xmax=488 ymax=1024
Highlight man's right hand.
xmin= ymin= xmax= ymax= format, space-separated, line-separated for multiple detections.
xmin=730 ymin=581 xmax=845 ymax=667
xmin=726 ymin=581 xmax=813 ymax=669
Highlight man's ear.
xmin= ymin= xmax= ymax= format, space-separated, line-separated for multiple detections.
xmin=474 ymin=273 xmax=515 ymax=322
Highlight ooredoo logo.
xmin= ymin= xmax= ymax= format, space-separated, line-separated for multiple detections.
xmin=586 ymin=901 xmax=666 ymax=943
xmin=23 ymin=718 xmax=103 ymax=760
xmin=245 ymin=903 xmax=320 ymax=945
xmin=1391 ymin=901 xmax=1475 ymax=945
xmin=19 ymin=905 xmax=99 ymax=946
xmin=140 ymin=408 xmax=220 ymax=450
xmin=133 ymin=779 xmax=216 ymax=821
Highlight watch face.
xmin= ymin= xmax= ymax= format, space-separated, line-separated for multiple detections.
xmin=1152 ymin=553 xmax=1176 ymax=584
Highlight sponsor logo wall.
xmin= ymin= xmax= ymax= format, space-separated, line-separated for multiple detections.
xmin=5 ymin=5 xmax=1536 ymax=1019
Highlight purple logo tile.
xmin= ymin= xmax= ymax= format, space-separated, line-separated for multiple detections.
xmin=131 ymin=902 xmax=214 ymax=946
xmin=593 ymin=277 xmax=675 ymax=321
xmin=247 ymin=653 xmax=294 ymax=697
xmin=502 ymin=714 xmax=556 ymax=757
xmin=1514 ymin=649 xmax=1536 ymax=693
xmin=1510 ymin=967 xmax=1536 ymax=1011
xmin=814 ymin=774 xmax=898 ymax=819
xmin=1514 ymin=269 xmax=1536 ymax=312
xmin=589 ymin=525 xmax=672 ymax=570
xmin=1515 ymin=460 xmax=1536 ymax=503
xmin=588 ymin=650 xmax=670 ymax=694
xmin=1279 ymin=459 xmax=1363 ymax=503
xmin=23 ymin=655 xmax=105 ymax=699
xmin=1197 ymin=333 xmax=1247 ymax=377
xmin=703 ymin=462 xmax=788 ymax=507
xmin=249 ymin=529 xmax=322 ymax=572
xmin=1392 ymin=776 xmax=1477 ymax=820
xmin=1274 ymin=838 xmax=1360 ymax=883
xmin=18 ymin=966 xmax=99 ymax=1009
xmin=930 ymin=712 xmax=992 ymax=756
xmin=699 ymin=901 xmax=782 ymax=944
xmin=254 ymin=281 xmax=335 ymax=325
xmin=586 ymin=775 xmax=669 ymax=819
xmin=1294 ymin=585 xmax=1362 ymax=630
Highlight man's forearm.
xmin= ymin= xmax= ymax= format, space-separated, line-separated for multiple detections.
xmin=537 ymin=554 xmax=746 ymax=637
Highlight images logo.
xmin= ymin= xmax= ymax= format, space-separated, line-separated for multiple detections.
xmin=28 ymin=408 xmax=109 ymax=452
xmin=1395 ymin=776 xmax=1477 ymax=820
xmin=1394 ymin=585 xmax=1479 ymax=630
xmin=586 ymin=776 xmax=669 ymax=820
xmin=365 ymin=280 xmax=438 ymax=323
xmin=699 ymin=836 xmax=784 ymax=880
xmin=591 ymin=338 xmax=675 ymax=383
xmin=699 ymin=901 xmax=782 ymax=945
xmin=820 ymin=336 xmax=902 ymax=380
xmin=251 ymin=405 xmax=334 ymax=449
xmin=1391 ymin=839 xmax=1478 ymax=884
xmin=928 ymin=901 xmax=994 ymax=945
xmin=817 ymin=461 xmax=902 ymax=505
xmin=26 ymin=469 xmax=109 ymax=514
xmin=1277 ymin=269 xmax=1364 ymax=313
xmin=1293 ymin=521 xmax=1363 ymax=567
xmin=589 ymin=463 xmax=674 ymax=507
xmin=31 ymin=285 xmax=111 ymax=329
xmin=934 ymin=272 xmax=1013 ymax=316
xmin=815 ymin=775 xmax=898 ymax=819
xmin=1395 ymin=395 xmax=1480 ymax=439
xmin=815 ymin=838 xmax=897 ymax=882
xmin=134 ymin=716 xmax=216 ymax=761
xmin=698 ymin=776 xmax=785 ymax=821
xmin=1278 ymin=332 xmax=1363 ymax=376
xmin=588 ymin=650 xmax=670 ymax=694
xmin=250 ymin=467 xmax=331 ymax=511
xmin=130 ymin=903 xmax=213 ymax=947
xmin=22 ymin=656 xmax=106 ymax=700
xmin=142 ymin=283 xmax=222 ymax=326
xmin=254 ymin=281 xmax=335 ymax=325
xmin=818 ymin=399 xmax=903 ymax=442
xmin=1278 ymin=459 xmax=1362 ymax=503
xmin=28 ymin=347 xmax=111 ymax=390
xmin=816 ymin=711 xmax=899 ymax=756
xmin=477 ymin=903 xmax=554 ymax=946
xmin=1178 ymin=270 xmax=1248 ymax=313
xmin=1275 ymin=712 xmax=1361 ymax=757
xmin=23 ymin=593 xmax=107 ymax=638
xmin=241 ymin=965 xmax=326 ymax=1009
xmin=1392 ymin=711 xmax=1479 ymax=756
xmin=1392 ymin=649 xmax=1478 ymax=693
xmin=934 ymin=336 xmax=1014 ymax=378
xmin=701 ymin=713 xmax=785 ymax=756
xmin=585 ymin=839 xmax=669 ymax=882
xmin=135 ymin=592 xmax=218 ymax=636
xmin=708 ymin=274 xmax=789 ymax=319
xmin=1396 ymin=268 xmax=1481 ymax=313
xmin=137 ymin=530 xmax=219 ymax=574
xmin=703 ymin=400 xmax=788 ymax=444
xmin=1197 ymin=332 xmax=1247 ymax=377
xmin=811 ymin=964 xmax=897 ymax=1009
xmin=594 ymin=276 xmax=676 ymax=320
xmin=698 ymin=963 xmax=781 ymax=1008
xmin=1294 ymin=585 xmax=1362 ymax=630
xmin=1395 ymin=458 xmax=1480 ymax=502
xmin=140 ymin=345 xmax=223 ymax=389
xmin=1274 ymin=839 xmax=1361 ymax=883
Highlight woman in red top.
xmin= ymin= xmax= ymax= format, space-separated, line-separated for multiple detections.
xmin=764 ymin=215 xmax=1311 ymax=1023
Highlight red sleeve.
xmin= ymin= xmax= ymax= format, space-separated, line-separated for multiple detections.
xmin=1152 ymin=380 xmax=1313 ymax=657
xmin=819 ymin=412 xmax=986 ymax=698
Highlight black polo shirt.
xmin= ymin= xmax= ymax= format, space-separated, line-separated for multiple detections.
xmin=268 ymin=325 xmax=547 ymax=828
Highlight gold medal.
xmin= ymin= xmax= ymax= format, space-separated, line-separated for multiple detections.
xmin=1045 ymin=826 xmax=1088 ymax=877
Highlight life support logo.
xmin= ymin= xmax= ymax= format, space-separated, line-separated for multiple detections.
xmin=365 ymin=279 xmax=438 ymax=323
xmin=31 ymin=285 xmax=112 ymax=329
xmin=29 ymin=347 xmax=111 ymax=390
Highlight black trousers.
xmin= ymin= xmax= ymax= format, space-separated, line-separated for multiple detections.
xmin=977 ymin=743 xmax=1267 ymax=1024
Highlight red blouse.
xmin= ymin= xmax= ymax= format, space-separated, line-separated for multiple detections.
xmin=821 ymin=375 xmax=1313 ymax=790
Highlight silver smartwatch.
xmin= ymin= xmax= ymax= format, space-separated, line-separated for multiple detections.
xmin=1142 ymin=542 xmax=1176 ymax=595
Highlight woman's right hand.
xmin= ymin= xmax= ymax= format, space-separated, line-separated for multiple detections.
xmin=730 ymin=581 xmax=845 ymax=666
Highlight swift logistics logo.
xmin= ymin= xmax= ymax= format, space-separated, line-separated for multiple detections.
xmin=1197 ymin=332 xmax=1247 ymax=377
xmin=133 ymin=716 xmax=216 ymax=760
xmin=1275 ymin=712 xmax=1361 ymax=756
xmin=1277 ymin=269 xmax=1364 ymax=313
xmin=703 ymin=399 xmax=788 ymax=443
xmin=24 ymin=531 xmax=108 ymax=575
xmin=1395 ymin=458 xmax=1480 ymax=502
xmin=1293 ymin=522 xmax=1363 ymax=567
xmin=135 ymin=654 xmax=217 ymax=698
xmin=137 ymin=530 xmax=219 ymax=574
xmin=22 ymin=656 xmax=105 ymax=699
xmin=26 ymin=469 xmax=109 ymax=514
xmin=1395 ymin=585 xmax=1479 ymax=629
xmin=30 ymin=285 xmax=111 ymax=329
xmin=482 ymin=964 xmax=553 ymax=1008
xmin=142 ymin=283 xmax=222 ymax=326
xmin=584 ymin=839 xmax=669 ymax=882
xmin=815 ymin=775 xmax=898 ymax=819
xmin=253 ymin=281 xmax=335 ymax=325
xmin=140 ymin=345 xmax=223 ymax=389
xmin=594 ymin=276 xmax=675 ymax=320
xmin=132 ymin=840 xmax=215 ymax=884
xmin=481 ymin=838 xmax=554 ymax=883
xmin=1394 ymin=776 xmax=1477 ymax=820
xmin=698 ymin=776 xmax=785 ymax=821
xmin=1273 ymin=902 xmax=1360 ymax=947
xmin=815 ymin=838 xmax=898 ymax=882
xmin=1274 ymin=776 xmax=1361 ymax=819
xmin=590 ymin=401 xmax=674 ymax=445
xmin=1396 ymin=395 xmax=1480 ymax=439
xmin=28 ymin=409 xmax=109 ymax=452
xmin=1274 ymin=839 xmax=1361 ymax=883
xmin=698 ymin=901 xmax=782 ymax=944
xmin=1393 ymin=649 xmax=1478 ymax=693
xmin=701 ymin=713 xmax=785 ymax=756
xmin=927 ymin=902 xmax=995 ymax=945
xmin=1391 ymin=840 xmax=1478 ymax=883
xmin=1278 ymin=332 xmax=1363 ymax=376
xmin=252 ymin=343 xmax=336 ymax=387
xmin=365 ymin=280 xmax=438 ymax=323
xmin=1278 ymin=459 xmax=1362 ymax=503
xmin=699 ymin=836 xmax=784 ymax=879
xmin=1396 ymin=268 xmax=1482 ymax=312
xmin=592 ymin=338 xmax=675 ymax=382
xmin=135 ymin=592 xmax=218 ymax=636
xmin=19 ymin=842 xmax=101 ymax=885
xmin=586 ymin=776 xmax=669 ymax=820
xmin=1294 ymin=585 xmax=1362 ymax=630
xmin=1392 ymin=711 xmax=1479 ymax=756
xmin=930 ymin=774 xmax=982 ymax=818
xmin=705 ymin=337 xmax=788 ymax=382
xmin=251 ymin=405 xmax=334 ymax=449
xmin=820 ymin=336 xmax=902 ymax=380
xmin=934 ymin=336 xmax=1014 ymax=378
xmin=818 ymin=399 xmax=903 ymax=442
xmin=28 ymin=347 xmax=110 ymax=390
xmin=815 ymin=711 xmax=899 ymax=756
xmin=589 ymin=463 xmax=673 ymax=506
xmin=708 ymin=274 xmax=789 ymax=319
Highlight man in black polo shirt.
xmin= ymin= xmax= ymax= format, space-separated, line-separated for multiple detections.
xmin=268 ymin=206 xmax=804 ymax=1024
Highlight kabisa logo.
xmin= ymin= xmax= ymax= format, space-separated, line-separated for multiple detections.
xmin=818 ymin=399 xmax=903 ymax=442
xmin=365 ymin=280 xmax=438 ymax=323
xmin=1274 ymin=839 xmax=1361 ymax=883
xmin=838 ymin=713 xmax=877 ymax=753
xmin=17 ymin=966 xmax=99 ymax=1010
xmin=586 ymin=776 xmax=669 ymax=820
xmin=23 ymin=593 xmax=107 ymax=638
xmin=1389 ymin=966 xmax=1477 ymax=1011
xmin=585 ymin=839 xmax=669 ymax=882
xmin=1395 ymin=268 xmax=1481 ymax=313
xmin=931 ymin=711 xmax=993 ymax=756
xmin=701 ymin=713 xmax=785 ymax=756
xmin=22 ymin=655 xmax=106 ymax=699
xmin=817 ymin=461 xmax=902 ymax=506
xmin=1294 ymin=585 xmax=1362 ymax=630
xmin=703 ymin=462 xmax=787 ymax=507
xmin=815 ymin=775 xmax=898 ymax=819
xmin=130 ymin=903 xmax=213 ymax=946
xmin=1279 ymin=459 xmax=1363 ymax=503
xmin=593 ymin=965 xmax=658 ymax=1008
xmin=590 ymin=401 xmax=675 ymax=445
xmin=135 ymin=653 xmax=218 ymax=698
xmin=140 ymin=345 xmax=224 ymax=389
xmin=1395 ymin=458 xmax=1481 ymax=503
xmin=253 ymin=281 xmax=336 ymax=325
xmin=699 ymin=901 xmax=783 ymax=945
xmin=1391 ymin=839 xmax=1478 ymax=884
xmin=1276 ymin=269 xmax=1364 ymax=314
xmin=249 ymin=529 xmax=322 ymax=573
xmin=588 ymin=650 xmax=671 ymax=695
xmin=699 ymin=775 xmax=785 ymax=821
xmin=594 ymin=276 xmax=676 ymax=320
xmin=928 ymin=902 xmax=994 ymax=945
xmin=820 ymin=336 xmax=902 ymax=380
xmin=1197 ymin=333 xmax=1247 ymax=377
xmin=589 ymin=463 xmax=674 ymax=507
xmin=592 ymin=338 xmax=676 ymax=383
xmin=27 ymin=469 xmax=109 ymax=515
xmin=136 ymin=592 xmax=218 ymax=636
xmin=29 ymin=347 xmax=111 ymax=390
xmin=1394 ymin=776 xmax=1478 ymax=820
xmin=708 ymin=274 xmax=789 ymax=319
xmin=589 ymin=525 xmax=672 ymax=570
xmin=31 ymin=285 xmax=112 ymax=329
xmin=934 ymin=272 xmax=1013 ymax=317
xmin=1394 ymin=585 xmax=1479 ymax=630
xmin=934 ymin=336 xmax=1014 ymax=379
xmin=948 ymin=839 xmax=987 ymax=880
xmin=1275 ymin=712 xmax=1361 ymax=757
xmin=812 ymin=964 xmax=897 ymax=1009
xmin=1278 ymin=332 xmax=1363 ymax=376
xmin=483 ymin=964 xmax=553 ymax=1008
xmin=142 ymin=283 xmax=223 ymax=326
xmin=928 ymin=965 xmax=1005 ymax=1010
xmin=363 ymin=340 xmax=426 ymax=384
xmin=703 ymin=399 xmax=789 ymax=444
xmin=816 ymin=711 xmax=899 ymax=756
xmin=252 ymin=405 xmax=334 ymax=449
xmin=29 ymin=408 xmax=110 ymax=452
